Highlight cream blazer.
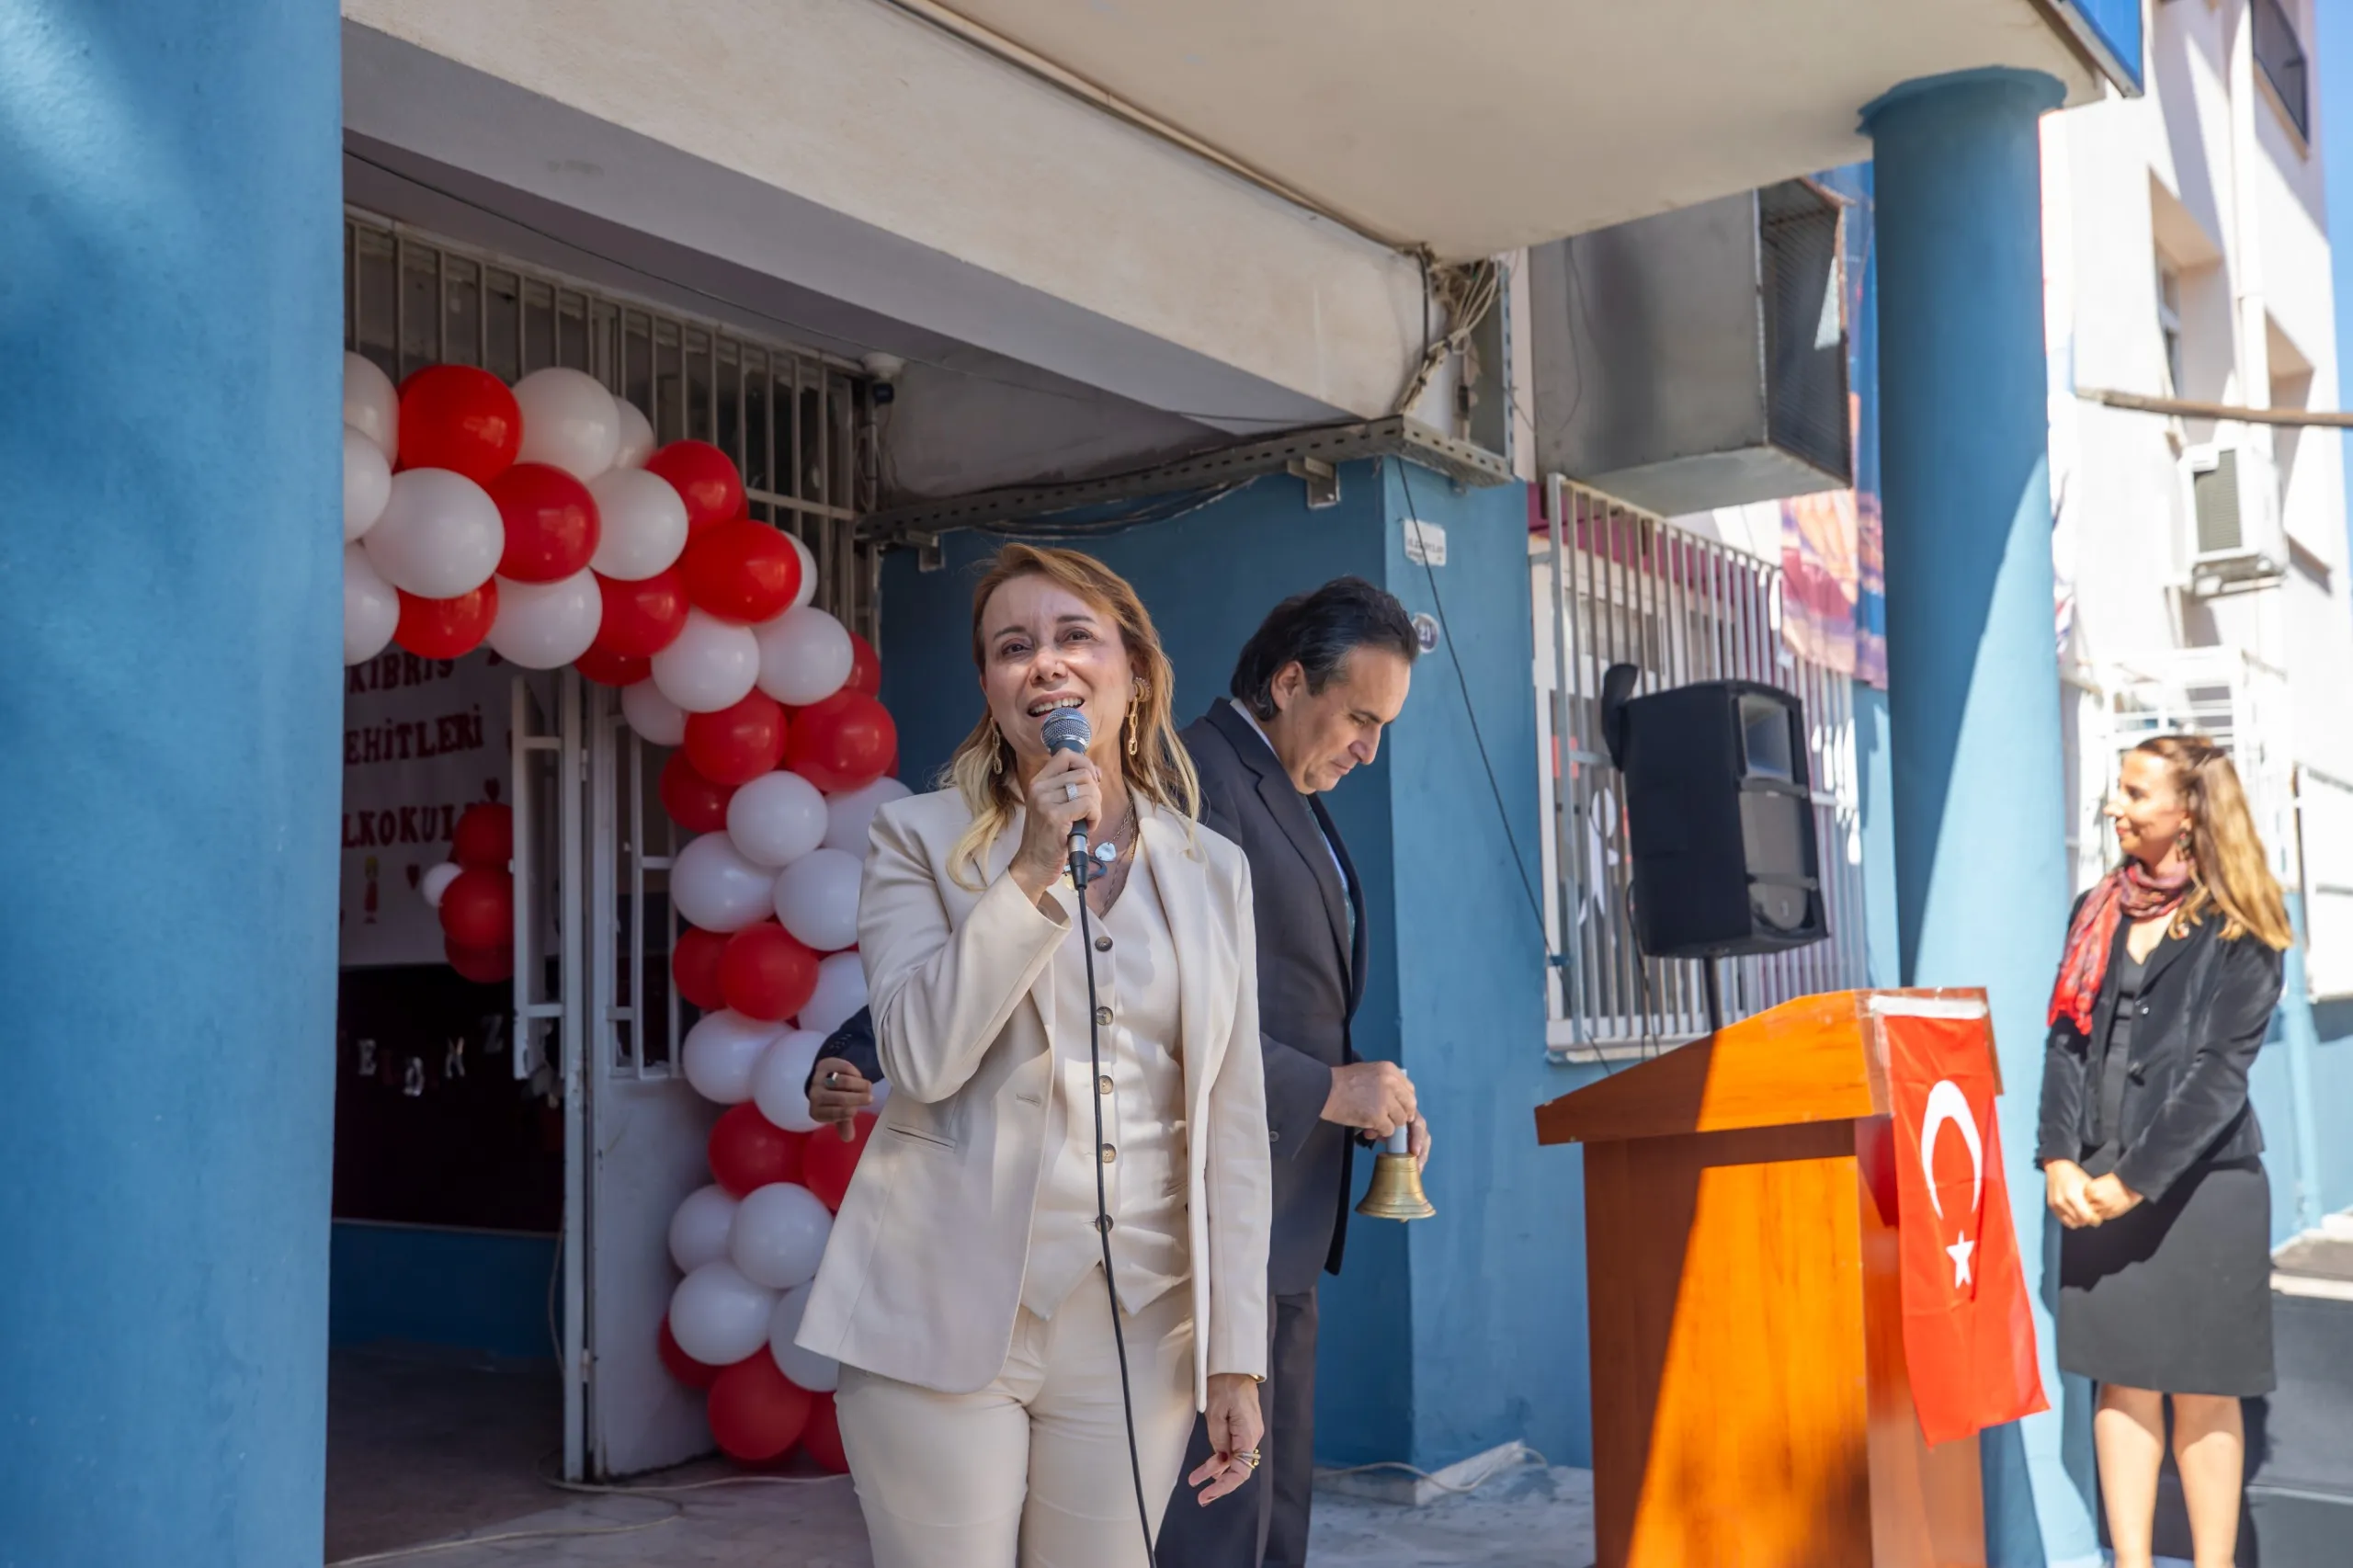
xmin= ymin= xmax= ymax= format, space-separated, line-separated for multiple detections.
xmin=795 ymin=789 xmax=1272 ymax=1408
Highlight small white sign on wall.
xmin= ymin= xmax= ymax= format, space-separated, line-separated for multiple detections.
xmin=1402 ymin=517 xmax=1448 ymax=567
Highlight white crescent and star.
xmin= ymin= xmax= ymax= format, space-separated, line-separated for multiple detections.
xmin=1920 ymin=1079 xmax=1985 ymax=1288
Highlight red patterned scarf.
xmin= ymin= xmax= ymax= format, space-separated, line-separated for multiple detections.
xmin=2047 ymin=860 xmax=2194 ymax=1033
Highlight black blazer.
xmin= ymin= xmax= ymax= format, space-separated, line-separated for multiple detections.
xmin=2035 ymin=904 xmax=2283 ymax=1204
xmin=1182 ymin=701 xmax=1369 ymax=1295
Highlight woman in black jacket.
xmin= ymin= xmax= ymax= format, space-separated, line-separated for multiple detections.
xmin=2038 ymin=734 xmax=2293 ymax=1568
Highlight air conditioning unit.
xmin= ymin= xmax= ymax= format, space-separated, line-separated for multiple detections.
xmin=2180 ymin=443 xmax=2286 ymax=596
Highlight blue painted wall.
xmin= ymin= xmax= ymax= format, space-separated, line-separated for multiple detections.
xmin=329 ymin=1224 xmax=561 ymax=1364
xmin=879 ymin=460 xmax=1586 ymax=1471
xmin=0 ymin=4 xmax=345 ymax=1563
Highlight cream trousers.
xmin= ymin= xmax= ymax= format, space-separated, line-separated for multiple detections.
xmin=835 ymin=1267 xmax=1199 ymax=1568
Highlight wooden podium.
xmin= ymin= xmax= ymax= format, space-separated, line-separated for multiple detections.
xmin=1535 ymin=990 xmax=1991 ymax=1568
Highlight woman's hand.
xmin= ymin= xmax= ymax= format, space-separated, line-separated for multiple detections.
xmin=807 ymin=1059 xmax=873 ymax=1140
xmin=2083 ymin=1172 xmax=2144 ymax=1222
xmin=1188 ymin=1373 xmax=1265 ymax=1506
xmin=2044 ymin=1159 xmax=2101 ymax=1229
xmin=1007 ymin=747 xmax=1103 ymax=900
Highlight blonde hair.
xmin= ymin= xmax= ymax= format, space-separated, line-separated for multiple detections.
xmin=942 ymin=544 xmax=1200 ymax=887
xmin=2134 ymin=733 xmax=2294 ymax=949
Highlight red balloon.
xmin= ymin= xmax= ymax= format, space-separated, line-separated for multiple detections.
xmin=720 ymin=922 xmax=820 ymax=1023
xmin=445 ymin=938 xmax=515 ymax=985
xmin=643 ymin=440 xmax=745 ymax=538
xmin=707 ymin=1352 xmax=813 ymax=1462
xmin=592 ymin=568 xmax=689 ymax=659
xmin=659 ymin=750 xmax=738 ymax=833
xmin=658 ymin=1315 xmax=725 ymax=1391
xmin=451 ymin=803 xmax=513 ymax=869
xmin=681 ymin=519 xmax=802 ymax=624
xmin=684 ymin=691 xmax=789 ymax=787
xmin=438 ymin=868 xmax=513 ymax=949
xmin=574 ymin=644 xmax=651 ymax=687
xmin=801 ymin=1113 xmax=874 ymax=1212
xmin=800 ymin=1392 xmax=849 ymax=1473
xmin=488 ymin=462 xmax=600 ymax=583
xmin=845 ymin=631 xmax=881 ymax=698
xmin=397 ymin=365 xmax=522 ymax=483
xmin=673 ymin=926 xmax=730 ymax=1013
xmin=394 ymin=582 xmax=498 ymax=659
xmin=784 ymin=689 xmax=897 ymax=794
xmin=709 ymin=1103 xmax=806 ymax=1197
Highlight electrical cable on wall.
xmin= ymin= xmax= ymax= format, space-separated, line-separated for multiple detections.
xmin=1392 ymin=459 xmax=1626 ymax=1076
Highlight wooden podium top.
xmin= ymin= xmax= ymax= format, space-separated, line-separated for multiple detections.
xmin=1533 ymin=988 xmax=1994 ymax=1147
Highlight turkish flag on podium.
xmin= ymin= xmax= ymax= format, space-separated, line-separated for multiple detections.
xmin=1885 ymin=1009 xmax=2049 ymax=1446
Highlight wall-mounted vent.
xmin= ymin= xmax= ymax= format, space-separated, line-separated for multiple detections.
xmin=1529 ymin=180 xmax=1851 ymax=517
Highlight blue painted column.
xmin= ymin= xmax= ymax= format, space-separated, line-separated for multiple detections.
xmin=1862 ymin=68 xmax=2092 ymax=1568
xmin=0 ymin=5 xmax=343 ymax=1564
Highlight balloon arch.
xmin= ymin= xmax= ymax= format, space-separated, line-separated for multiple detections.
xmin=344 ymin=354 xmax=901 ymax=1470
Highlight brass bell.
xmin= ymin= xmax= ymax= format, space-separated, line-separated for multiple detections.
xmin=1355 ymin=1128 xmax=1435 ymax=1221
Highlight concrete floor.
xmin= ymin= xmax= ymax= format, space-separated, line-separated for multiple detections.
xmin=325 ymin=1343 xmax=565 ymax=1563
xmin=326 ymin=1438 xmax=1595 ymax=1567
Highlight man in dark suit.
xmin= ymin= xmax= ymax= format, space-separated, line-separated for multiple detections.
xmin=1159 ymin=576 xmax=1430 ymax=1568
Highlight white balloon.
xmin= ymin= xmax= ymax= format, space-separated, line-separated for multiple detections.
xmin=362 ymin=468 xmax=504 ymax=599
xmin=652 ymin=610 xmax=761 ymax=714
xmin=344 ymin=544 xmax=398 ymax=665
xmin=729 ymin=1181 xmax=834 ymax=1291
xmin=683 ymin=1009 xmax=785 ymax=1104
xmin=420 ymin=861 xmax=463 ymax=910
xmin=668 ymin=1260 xmax=777 ymax=1366
xmin=727 ymin=771 xmax=830 ymax=869
xmin=668 ymin=1185 xmax=740 ymax=1275
xmin=799 ymin=951 xmax=869 ymax=1038
xmin=485 ymin=570 xmax=602 ymax=670
xmin=754 ymin=607 xmax=854 ymax=708
xmin=767 ymin=1285 xmax=838 ymax=1392
xmin=773 ymin=848 xmax=863 ymax=953
xmin=751 ymin=1029 xmax=826 ymax=1133
xmin=513 ymin=367 xmax=622 ymax=481
xmin=612 ymin=394 xmax=656 ymax=470
xmin=785 ymin=532 xmax=819 ymax=611
xmin=672 ymin=834 xmax=780 ymax=933
xmin=344 ymin=352 xmax=398 ymax=461
xmin=587 ymin=467 xmax=688 ymax=581
xmin=344 ymin=425 xmax=392 ymax=543
xmin=620 ymin=679 xmax=687 ymax=746
xmin=822 ymin=777 xmax=913 ymax=859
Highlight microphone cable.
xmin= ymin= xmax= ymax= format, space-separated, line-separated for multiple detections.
xmin=1070 ymin=832 xmax=1161 ymax=1568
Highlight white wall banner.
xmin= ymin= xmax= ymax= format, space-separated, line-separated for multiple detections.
xmin=338 ymin=650 xmax=542 ymax=968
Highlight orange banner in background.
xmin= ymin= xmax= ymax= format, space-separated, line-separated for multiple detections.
xmin=1884 ymin=1011 xmax=2048 ymax=1446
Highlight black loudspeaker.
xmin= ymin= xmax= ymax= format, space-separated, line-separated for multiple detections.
xmin=1602 ymin=671 xmax=1827 ymax=960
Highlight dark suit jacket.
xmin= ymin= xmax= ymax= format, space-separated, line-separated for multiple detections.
xmin=1181 ymin=702 xmax=1368 ymax=1295
xmin=2035 ymin=904 xmax=2283 ymax=1204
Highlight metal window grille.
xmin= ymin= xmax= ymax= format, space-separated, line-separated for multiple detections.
xmin=2097 ymin=648 xmax=2297 ymax=882
xmin=343 ymin=212 xmax=881 ymax=1082
xmin=1536 ymin=478 xmax=1870 ymax=1060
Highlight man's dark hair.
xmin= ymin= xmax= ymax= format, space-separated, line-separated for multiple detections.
xmin=1229 ymin=576 xmax=1419 ymax=721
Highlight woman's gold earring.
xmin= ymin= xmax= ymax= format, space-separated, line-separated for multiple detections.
xmin=1128 ymin=687 xmax=1144 ymax=756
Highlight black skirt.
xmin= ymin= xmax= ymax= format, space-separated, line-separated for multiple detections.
xmin=2057 ymin=1155 xmax=2275 ymax=1396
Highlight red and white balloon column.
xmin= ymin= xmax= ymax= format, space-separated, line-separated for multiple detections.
xmin=346 ymin=353 xmax=907 ymax=1468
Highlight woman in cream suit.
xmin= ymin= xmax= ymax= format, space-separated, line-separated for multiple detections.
xmin=795 ymin=543 xmax=1271 ymax=1568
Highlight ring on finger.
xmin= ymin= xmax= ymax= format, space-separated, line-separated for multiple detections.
xmin=1063 ymin=781 xmax=1080 ymax=801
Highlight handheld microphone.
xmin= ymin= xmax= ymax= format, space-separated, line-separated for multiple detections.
xmin=1042 ymin=699 xmax=1158 ymax=1563
xmin=1040 ymin=707 xmax=1093 ymax=867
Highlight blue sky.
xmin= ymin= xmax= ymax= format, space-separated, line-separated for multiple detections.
xmin=2321 ymin=0 xmax=2353 ymax=567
